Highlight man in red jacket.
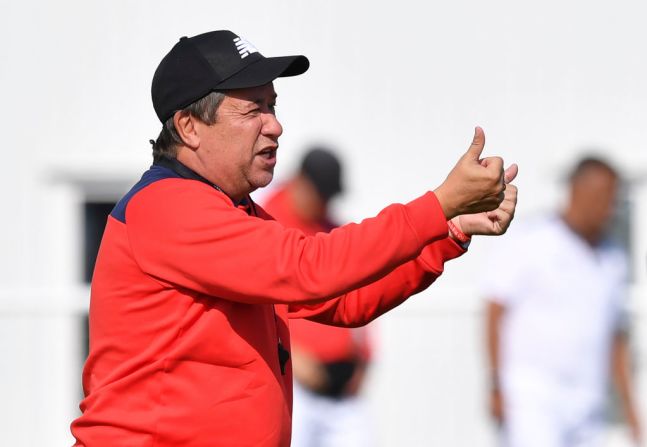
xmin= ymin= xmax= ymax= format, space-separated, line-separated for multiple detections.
xmin=71 ymin=30 xmax=518 ymax=447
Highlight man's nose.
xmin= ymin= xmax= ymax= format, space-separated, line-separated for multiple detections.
xmin=262 ymin=112 xmax=283 ymax=139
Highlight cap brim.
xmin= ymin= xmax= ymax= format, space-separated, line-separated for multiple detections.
xmin=214 ymin=55 xmax=309 ymax=90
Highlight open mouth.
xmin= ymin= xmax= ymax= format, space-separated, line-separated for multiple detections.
xmin=258 ymin=148 xmax=277 ymax=160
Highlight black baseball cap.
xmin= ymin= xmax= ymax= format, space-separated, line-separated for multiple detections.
xmin=152 ymin=30 xmax=309 ymax=123
xmin=300 ymin=147 xmax=344 ymax=200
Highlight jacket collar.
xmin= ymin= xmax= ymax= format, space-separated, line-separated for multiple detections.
xmin=153 ymin=156 xmax=254 ymax=212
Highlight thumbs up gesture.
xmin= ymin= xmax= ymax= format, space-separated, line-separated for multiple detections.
xmin=434 ymin=127 xmax=510 ymax=218
xmin=434 ymin=127 xmax=518 ymax=236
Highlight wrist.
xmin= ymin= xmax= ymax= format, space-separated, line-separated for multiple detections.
xmin=448 ymin=218 xmax=471 ymax=247
xmin=433 ymin=186 xmax=457 ymax=220
xmin=489 ymin=371 xmax=501 ymax=391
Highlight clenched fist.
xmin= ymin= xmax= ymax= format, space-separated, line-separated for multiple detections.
xmin=454 ymin=164 xmax=518 ymax=236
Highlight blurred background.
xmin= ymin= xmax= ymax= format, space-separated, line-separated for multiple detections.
xmin=1 ymin=0 xmax=646 ymax=445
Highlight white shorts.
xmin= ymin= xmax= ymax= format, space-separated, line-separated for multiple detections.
xmin=503 ymin=372 xmax=604 ymax=447
xmin=291 ymin=381 xmax=374 ymax=447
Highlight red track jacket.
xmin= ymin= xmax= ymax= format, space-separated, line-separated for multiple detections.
xmin=70 ymin=160 xmax=466 ymax=446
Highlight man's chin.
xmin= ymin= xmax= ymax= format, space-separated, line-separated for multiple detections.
xmin=251 ymin=172 xmax=274 ymax=190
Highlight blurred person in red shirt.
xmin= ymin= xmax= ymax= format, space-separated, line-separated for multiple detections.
xmin=263 ymin=148 xmax=374 ymax=446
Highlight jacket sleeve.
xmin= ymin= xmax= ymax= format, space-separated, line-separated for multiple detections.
xmin=286 ymin=237 xmax=466 ymax=326
xmin=125 ymin=179 xmax=451 ymax=305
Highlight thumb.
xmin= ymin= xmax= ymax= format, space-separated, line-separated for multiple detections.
xmin=464 ymin=126 xmax=485 ymax=161
xmin=504 ymin=163 xmax=519 ymax=184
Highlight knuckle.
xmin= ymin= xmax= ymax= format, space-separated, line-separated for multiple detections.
xmin=488 ymin=169 xmax=502 ymax=183
xmin=487 ymin=156 xmax=504 ymax=169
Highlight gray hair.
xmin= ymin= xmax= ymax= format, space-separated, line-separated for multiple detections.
xmin=150 ymin=91 xmax=226 ymax=161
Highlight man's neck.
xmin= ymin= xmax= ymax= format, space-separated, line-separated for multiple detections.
xmin=157 ymin=155 xmax=248 ymax=205
xmin=175 ymin=152 xmax=247 ymax=204
xmin=561 ymin=210 xmax=600 ymax=247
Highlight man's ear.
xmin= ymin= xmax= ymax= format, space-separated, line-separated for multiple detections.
xmin=173 ymin=111 xmax=200 ymax=150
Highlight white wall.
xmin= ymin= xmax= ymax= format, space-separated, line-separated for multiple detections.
xmin=1 ymin=0 xmax=646 ymax=445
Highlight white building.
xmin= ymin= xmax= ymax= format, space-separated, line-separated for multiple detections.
xmin=1 ymin=1 xmax=646 ymax=445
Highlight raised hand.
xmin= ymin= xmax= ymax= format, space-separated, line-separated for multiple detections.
xmin=434 ymin=127 xmax=507 ymax=220
xmin=452 ymin=164 xmax=518 ymax=236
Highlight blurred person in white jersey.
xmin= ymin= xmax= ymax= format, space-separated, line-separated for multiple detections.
xmin=483 ymin=156 xmax=641 ymax=447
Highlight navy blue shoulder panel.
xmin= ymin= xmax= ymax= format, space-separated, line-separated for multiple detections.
xmin=110 ymin=165 xmax=183 ymax=223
